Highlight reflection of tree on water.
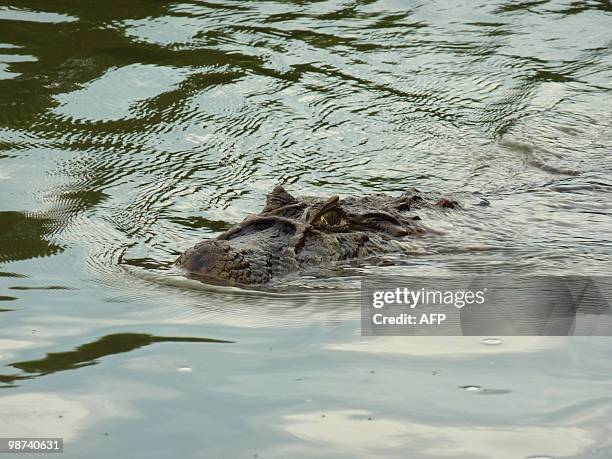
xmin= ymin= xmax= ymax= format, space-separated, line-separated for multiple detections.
xmin=0 ymin=332 xmax=232 ymax=388
xmin=0 ymin=211 xmax=63 ymax=263
xmin=1 ymin=0 xmax=250 ymax=270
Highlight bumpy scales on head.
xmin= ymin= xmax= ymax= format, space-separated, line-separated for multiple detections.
xmin=175 ymin=185 xmax=458 ymax=285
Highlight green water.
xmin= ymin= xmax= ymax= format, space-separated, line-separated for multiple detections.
xmin=1 ymin=0 xmax=611 ymax=457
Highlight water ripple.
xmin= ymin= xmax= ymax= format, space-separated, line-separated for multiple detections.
xmin=0 ymin=0 xmax=610 ymax=293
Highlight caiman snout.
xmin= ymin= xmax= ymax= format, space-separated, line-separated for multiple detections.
xmin=176 ymin=240 xmax=273 ymax=285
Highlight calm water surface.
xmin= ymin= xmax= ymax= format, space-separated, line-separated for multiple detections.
xmin=1 ymin=1 xmax=611 ymax=458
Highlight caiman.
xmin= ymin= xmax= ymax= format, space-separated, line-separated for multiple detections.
xmin=175 ymin=185 xmax=458 ymax=285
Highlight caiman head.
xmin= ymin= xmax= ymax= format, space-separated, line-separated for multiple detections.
xmin=175 ymin=185 xmax=458 ymax=285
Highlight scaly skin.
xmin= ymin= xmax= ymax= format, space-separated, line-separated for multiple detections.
xmin=175 ymin=185 xmax=458 ymax=285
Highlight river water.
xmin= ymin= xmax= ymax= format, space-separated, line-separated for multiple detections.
xmin=1 ymin=1 xmax=611 ymax=458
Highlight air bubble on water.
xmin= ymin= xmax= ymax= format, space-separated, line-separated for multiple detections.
xmin=459 ymin=385 xmax=482 ymax=392
xmin=481 ymin=338 xmax=503 ymax=346
xmin=177 ymin=367 xmax=193 ymax=373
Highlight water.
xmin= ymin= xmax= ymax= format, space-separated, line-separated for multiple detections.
xmin=1 ymin=0 xmax=611 ymax=457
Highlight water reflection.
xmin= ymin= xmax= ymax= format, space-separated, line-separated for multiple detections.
xmin=0 ymin=0 xmax=611 ymax=457
xmin=1 ymin=0 xmax=610 ymax=285
xmin=0 ymin=6 xmax=77 ymax=24
xmin=0 ymin=333 xmax=232 ymax=387
xmin=0 ymin=211 xmax=63 ymax=263
xmin=283 ymin=410 xmax=593 ymax=459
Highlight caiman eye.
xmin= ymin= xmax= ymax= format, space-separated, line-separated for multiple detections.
xmin=315 ymin=208 xmax=343 ymax=227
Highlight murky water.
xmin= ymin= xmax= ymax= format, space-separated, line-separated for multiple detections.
xmin=1 ymin=0 xmax=611 ymax=457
